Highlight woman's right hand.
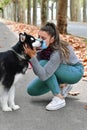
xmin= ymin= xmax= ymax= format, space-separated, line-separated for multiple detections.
xmin=23 ymin=44 xmax=36 ymax=58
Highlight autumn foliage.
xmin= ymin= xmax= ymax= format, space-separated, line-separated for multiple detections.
xmin=1 ymin=19 xmax=87 ymax=80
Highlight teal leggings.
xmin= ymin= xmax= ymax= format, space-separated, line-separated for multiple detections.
xmin=27 ymin=60 xmax=84 ymax=96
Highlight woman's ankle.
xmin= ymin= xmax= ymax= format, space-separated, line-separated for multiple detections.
xmin=60 ymin=84 xmax=67 ymax=88
xmin=54 ymin=93 xmax=64 ymax=99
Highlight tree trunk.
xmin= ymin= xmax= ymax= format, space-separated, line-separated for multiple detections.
xmin=50 ymin=3 xmax=54 ymax=20
xmin=33 ymin=0 xmax=37 ymax=25
xmin=13 ymin=0 xmax=19 ymax=22
xmin=27 ymin=0 xmax=31 ymax=24
xmin=57 ymin=0 xmax=67 ymax=34
xmin=13 ymin=1 xmax=16 ymax=21
xmin=0 ymin=8 xmax=3 ymax=18
xmin=56 ymin=0 xmax=59 ymax=20
xmin=83 ymin=0 xmax=87 ymax=22
xmin=17 ymin=0 xmax=21 ymax=22
xmin=17 ymin=0 xmax=25 ymax=23
xmin=41 ymin=0 xmax=48 ymax=26
xmin=47 ymin=0 xmax=49 ymax=20
xmin=70 ymin=0 xmax=81 ymax=21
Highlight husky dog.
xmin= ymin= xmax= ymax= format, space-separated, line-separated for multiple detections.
xmin=0 ymin=32 xmax=35 ymax=111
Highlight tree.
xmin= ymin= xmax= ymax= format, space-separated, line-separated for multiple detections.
xmin=70 ymin=0 xmax=81 ymax=22
xmin=41 ymin=0 xmax=48 ymax=26
xmin=57 ymin=0 xmax=67 ymax=34
xmin=27 ymin=0 xmax=31 ymax=24
xmin=32 ymin=0 xmax=37 ymax=25
xmin=12 ymin=0 xmax=17 ymax=21
xmin=0 ymin=8 xmax=3 ymax=18
xmin=15 ymin=0 xmax=25 ymax=23
xmin=56 ymin=0 xmax=59 ymax=20
xmin=50 ymin=2 xmax=54 ymax=20
xmin=83 ymin=0 xmax=87 ymax=22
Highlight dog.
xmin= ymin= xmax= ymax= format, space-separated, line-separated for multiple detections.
xmin=0 ymin=32 xmax=35 ymax=112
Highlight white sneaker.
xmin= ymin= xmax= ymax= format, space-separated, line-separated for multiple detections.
xmin=61 ymin=85 xmax=73 ymax=98
xmin=46 ymin=96 xmax=66 ymax=111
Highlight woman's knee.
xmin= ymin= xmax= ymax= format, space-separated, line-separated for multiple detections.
xmin=55 ymin=64 xmax=84 ymax=84
xmin=27 ymin=77 xmax=49 ymax=96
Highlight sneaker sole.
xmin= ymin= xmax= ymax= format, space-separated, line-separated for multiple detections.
xmin=46 ymin=102 xmax=66 ymax=111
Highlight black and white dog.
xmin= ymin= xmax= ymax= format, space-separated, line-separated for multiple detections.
xmin=0 ymin=32 xmax=35 ymax=112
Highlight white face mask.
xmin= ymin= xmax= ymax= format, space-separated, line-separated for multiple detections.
xmin=32 ymin=38 xmax=48 ymax=50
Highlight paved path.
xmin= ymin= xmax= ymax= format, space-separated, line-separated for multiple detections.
xmin=0 ymin=21 xmax=87 ymax=130
xmin=67 ymin=22 xmax=87 ymax=38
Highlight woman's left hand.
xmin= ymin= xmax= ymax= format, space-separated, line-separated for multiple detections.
xmin=23 ymin=44 xmax=36 ymax=58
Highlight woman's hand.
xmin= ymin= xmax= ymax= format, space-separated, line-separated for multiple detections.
xmin=23 ymin=44 xmax=36 ymax=58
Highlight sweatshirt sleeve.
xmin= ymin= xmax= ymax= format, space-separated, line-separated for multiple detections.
xmin=30 ymin=51 xmax=61 ymax=81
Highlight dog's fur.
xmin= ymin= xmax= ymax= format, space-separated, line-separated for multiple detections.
xmin=0 ymin=32 xmax=35 ymax=111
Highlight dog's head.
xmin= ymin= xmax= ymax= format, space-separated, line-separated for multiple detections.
xmin=11 ymin=32 xmax=36 ymax=60
xmin=12 ymin=32 xmax=43 ymax=60
xmin=19 ymin=32 xmax=35 ymax=50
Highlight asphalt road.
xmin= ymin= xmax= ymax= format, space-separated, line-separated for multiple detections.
xmin=0 ymin=21 xmax=87 ymax=130
xmin=67 ymin=22 xmax=87 ymax=38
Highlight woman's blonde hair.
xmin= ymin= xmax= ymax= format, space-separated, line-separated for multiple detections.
xmin=40 ymin=22 xmax=70 ymax=62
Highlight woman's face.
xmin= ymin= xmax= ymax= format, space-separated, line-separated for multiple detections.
xmin=38 ymin=30 xmax=54 ymax=47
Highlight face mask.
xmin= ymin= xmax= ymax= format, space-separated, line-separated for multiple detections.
xmin=41 ymin=40 xmax=48 ymax=49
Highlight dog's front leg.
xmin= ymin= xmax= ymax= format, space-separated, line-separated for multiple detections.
xmin=0 ymin=89 xmax=12 ymax=112
xmin=8 ymin=85 xmax=20 ymax=110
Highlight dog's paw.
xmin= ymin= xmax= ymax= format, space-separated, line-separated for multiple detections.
xmin=2 ymin=107 xmax=12 ymax=112
xmin=11 ymin=105 xmax=20 ymax=110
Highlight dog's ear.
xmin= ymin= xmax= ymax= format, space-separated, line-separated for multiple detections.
xmin=24 ymin=32 xmax=27 ymax=35
xmin=19 ymin=33 xmax=26 ymax=42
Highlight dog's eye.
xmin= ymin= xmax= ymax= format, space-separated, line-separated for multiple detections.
xmin=30 ymin=37 xmax=34 ymax=41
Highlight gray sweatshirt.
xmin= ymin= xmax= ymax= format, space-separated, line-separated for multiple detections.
xmin=30 ymin=45 xmax=81 ymax=81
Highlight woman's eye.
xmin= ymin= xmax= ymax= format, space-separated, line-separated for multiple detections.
xmin=38 ymin=35 xmax=46 ymax=40
xmin=42 ymin=38 xmax=46 ymax=40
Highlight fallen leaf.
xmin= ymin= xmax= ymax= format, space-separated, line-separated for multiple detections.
xmin=85 ymin=105 xmax=87 ymax=110
xmin=68 ymin=91 xmax=80 ymax=96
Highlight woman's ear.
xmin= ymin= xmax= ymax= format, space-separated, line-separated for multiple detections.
xmin=50 ymin=37 xmax=55 ymax=44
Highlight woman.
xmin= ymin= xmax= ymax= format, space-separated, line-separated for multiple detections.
xmin=24 ymin=22 xmax=84 ymax=111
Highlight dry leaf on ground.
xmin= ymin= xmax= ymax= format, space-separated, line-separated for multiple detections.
xmin=85 ymin=105 xmax=87 ymax=110
xmin=68 ymin=91 xmax=80 ymax=96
